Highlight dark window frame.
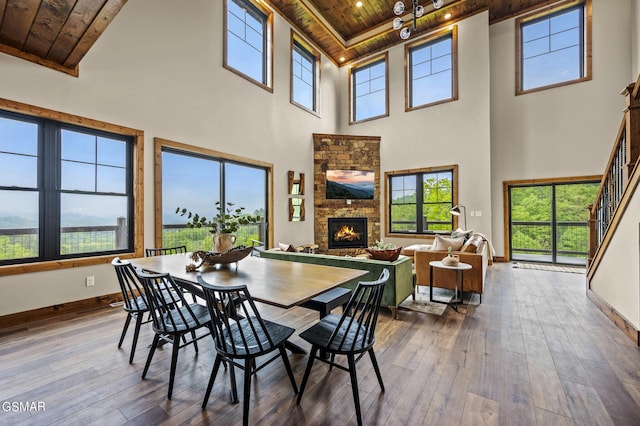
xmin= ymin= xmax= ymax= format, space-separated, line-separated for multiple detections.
xmin=291 ymin=34 xmax=320 ymax=114
xmin=223 ymin=0 xmax=273 ymax=92
xmin=516 ymin=0 xmax=592 ymax=95
xmin=0 ymin=105 xmax=141 ymax=272
xmin=349 ymin=53 xmax=389 ymax=124
xmin=385 ymin=165 xmax=459 ymax=237
xmin=405 ymin=26 xmax=458 ymax=111
xmin=153 ymin=138 xmax=274 ymax=250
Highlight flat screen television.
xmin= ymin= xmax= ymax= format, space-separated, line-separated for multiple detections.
xmin=325 ymin=170 xmax=375 ymax=199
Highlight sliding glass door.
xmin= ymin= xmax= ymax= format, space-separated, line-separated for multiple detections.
xmin=509 ymin=180 xmax=599 ymax=265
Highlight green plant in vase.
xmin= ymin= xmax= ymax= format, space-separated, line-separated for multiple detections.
xmin=176 ymin=201 xmax=261 ymax=252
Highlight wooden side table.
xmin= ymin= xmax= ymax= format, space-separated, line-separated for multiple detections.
xmin=428 ymin=261 xmax=472 ymax=312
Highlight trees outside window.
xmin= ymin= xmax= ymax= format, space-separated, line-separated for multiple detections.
xmin=387 ymin=166 xmax=457 ymax=235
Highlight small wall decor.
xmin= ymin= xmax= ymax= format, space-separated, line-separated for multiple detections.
xmin=289 ymin=198 xmax=305 ymax=222
xmin=288 ymin=171 xmax=305 ymax=195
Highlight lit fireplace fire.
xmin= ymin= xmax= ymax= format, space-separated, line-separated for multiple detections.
xmin=334 ymin=225 xmax=361 ymax=242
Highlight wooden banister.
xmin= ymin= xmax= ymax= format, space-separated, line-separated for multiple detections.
xmin=588 ymin=76 xmax=640 ymax=269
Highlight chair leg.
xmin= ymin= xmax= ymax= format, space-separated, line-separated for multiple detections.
xmin=347 ymin=354 xmax=363 ymax=426
xmin=279 ymin=346 xmax=298 ymax=394
xmin=297 ymin=346 xmax=318 ymax=405
xmin=191 ymin=330 xmax=199 ymax=353
xmin=202 ymin=354 xmax=223 ymax=409
xmin=242 ymin=358 xmax=252 ymax=426
xmin=368 ymin=349 xmax=385 ymax=392
xmin=142 ymin=334 xmax=159 ymax=379
xmin=118 ymin=313 xmax=132 ymax=348
xmin=167 ymin=334 xmax=181 ymax=399
xmin=129 ymin=312 xmax=144 ymax=364
xmin=229 ymin=359 xmax=239 ymax=403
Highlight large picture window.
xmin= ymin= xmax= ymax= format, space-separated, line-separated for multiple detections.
xmin=155 ymin=138 xmax=272 ymax=252
xmin=350 ymin=53 xmax=389 ymax=124
xmin=0 ymin=108 xmax=138 ymax=268
xmin=406 ymin=27 xmax=457 ymax=110
xmin=386 ymin=165 xmax=458 ymax=235
xmin=516 ymin=0 xmax=591 ymax=94
xmin=224 ymin=0 xmax=273 ymax=91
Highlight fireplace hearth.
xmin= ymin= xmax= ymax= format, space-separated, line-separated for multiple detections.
xmin=328 ymin=217 xmax=368 ymax=249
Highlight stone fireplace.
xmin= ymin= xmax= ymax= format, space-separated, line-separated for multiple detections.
xmin=328 ymin=217 xmax=368 ymax=249
xmin=313 ymin=133 xmax=381 ymax=254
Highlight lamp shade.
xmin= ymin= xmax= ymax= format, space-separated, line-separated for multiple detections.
xmin=450 ymin=205 xmax=461 ymax=215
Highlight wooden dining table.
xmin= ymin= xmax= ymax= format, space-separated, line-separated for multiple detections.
xmin=130 ymin=253 xmax=367 ymax=309
xmin=130 ymin=253 xmax=368 ymax=354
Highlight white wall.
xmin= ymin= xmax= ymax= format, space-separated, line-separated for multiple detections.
xmin=489 ymin=0 xmax=632 ymax=257
xmin=633 ymin=0 xmax=640 ymax=78
xmin=0 ymin=0 xmax=338 ymax=316
xmin=337 ymin=12 xmax=493 ymax=250
xmin=590 ymin=187 xmax=640 ymax=328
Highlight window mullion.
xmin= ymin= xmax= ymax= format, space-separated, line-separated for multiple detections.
xmin=41 ymin=122 xmax=60 ymax=259
xmin=416 ymin=174 xmax=424 ymax=233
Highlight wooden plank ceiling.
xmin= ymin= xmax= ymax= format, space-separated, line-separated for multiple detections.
xmin=0 ymin=0 xmax=553 ymax=75
xmin=0 ymin=0 xmax=128 ymax=76
xmin=269 ymin=0 xmax=554 ymax=65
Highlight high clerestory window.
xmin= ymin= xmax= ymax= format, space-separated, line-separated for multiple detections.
xmin=0 ymin=105 xmax=141 ymax=271
xmin=517 ymin=0 xmax=591 ymax=94
xmin=350 ymin=53 xmax=389 ymax=124
xmin=406 ymin=27 xmax=458 ymax=110
xmin=224 ymin=0 xmax=273 ymax=91
xmin=291 ymin=33 xmax=320 ymax=114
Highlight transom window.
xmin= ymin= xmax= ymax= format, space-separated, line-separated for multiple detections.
xmin=350 ymin=54 xmax=389 ymax=124
xmin=517 ymin=0 xmax=591 ymax=94
xmin=224 ymin=0 xmax=273 ymax=90
xmin=0 ymin=108 xmax=137 ymax=268
xmin=406 ymin=27 xmax=457 ymax=110
xmin=386 ymin=166 xmax=458 ymax=235
xmin=291 ymin=34 xmax=320 ymax=113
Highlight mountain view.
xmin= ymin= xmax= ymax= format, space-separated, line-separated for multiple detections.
xmin=326 ymin=180 xmax=374 ymax=199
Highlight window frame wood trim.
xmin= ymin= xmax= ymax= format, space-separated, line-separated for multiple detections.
xmin=290 ymin=30 xmax=321 ymax=117
xmin=349 ymin=52 xmax=390 ymax=125
xmin=515 ymin=0 xmax=592 ymax=96
xmin=0 ymin=97 xmax=144 ymax=277
xmin=153 ymin=137 xmax=274 ymax=250
xmin=384 ymin=164 xmax=459 ymax=239
xmin=404 ymin=25 xmax=459 ymax=112
xmin=223 ymin=0 xmax=274 ymax=93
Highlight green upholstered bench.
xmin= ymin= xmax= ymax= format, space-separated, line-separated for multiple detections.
xmin=260 ymin=250 xmax=413 ymax=319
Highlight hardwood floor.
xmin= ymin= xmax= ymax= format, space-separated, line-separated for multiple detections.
xmin=1 ymin=263 xmax=640 ymax=425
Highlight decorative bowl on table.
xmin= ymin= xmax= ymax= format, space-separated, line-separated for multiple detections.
xmin=364 ymin=246 xmax=402 ymax=262
xmin=186 ymin=246 xmax=253 ymax=271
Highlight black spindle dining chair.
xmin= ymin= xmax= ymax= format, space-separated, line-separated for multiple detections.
xmin=112 ymin=257 xmax=153 ymax=364
xmin=197 ymin=276 xmax=298 ymax=426
xmin=296 ymin=268 xmax=390 ymax=426
xmin=145 ymin=245 xmax=187 ymax=257
xmin=136 ymin=270 xmax=212 ymax=399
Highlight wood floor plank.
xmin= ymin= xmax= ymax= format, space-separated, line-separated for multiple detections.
xmin=561 ymin=379 xmax=615 ymax=426
xmin=461 ymin=392 xmax=499 ymax=426
xmin=3 ymin=263 xmax=640 ymax=425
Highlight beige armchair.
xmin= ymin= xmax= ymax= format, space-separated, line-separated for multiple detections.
xmin=413 ymin=235 xmax=489 ymax=302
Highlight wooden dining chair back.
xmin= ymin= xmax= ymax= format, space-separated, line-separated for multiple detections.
xmin=296 ymin=268 xmax=390 ymax=426
xmin=145 ymin=245 xmax=187 ymax=257
xmin=111 ymin=257 xmax=152 ymax=364
xmin=197 ymin=276 xmax=298 ymax=426
xmin=135 ymin=270 xmax=211 ymax=399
